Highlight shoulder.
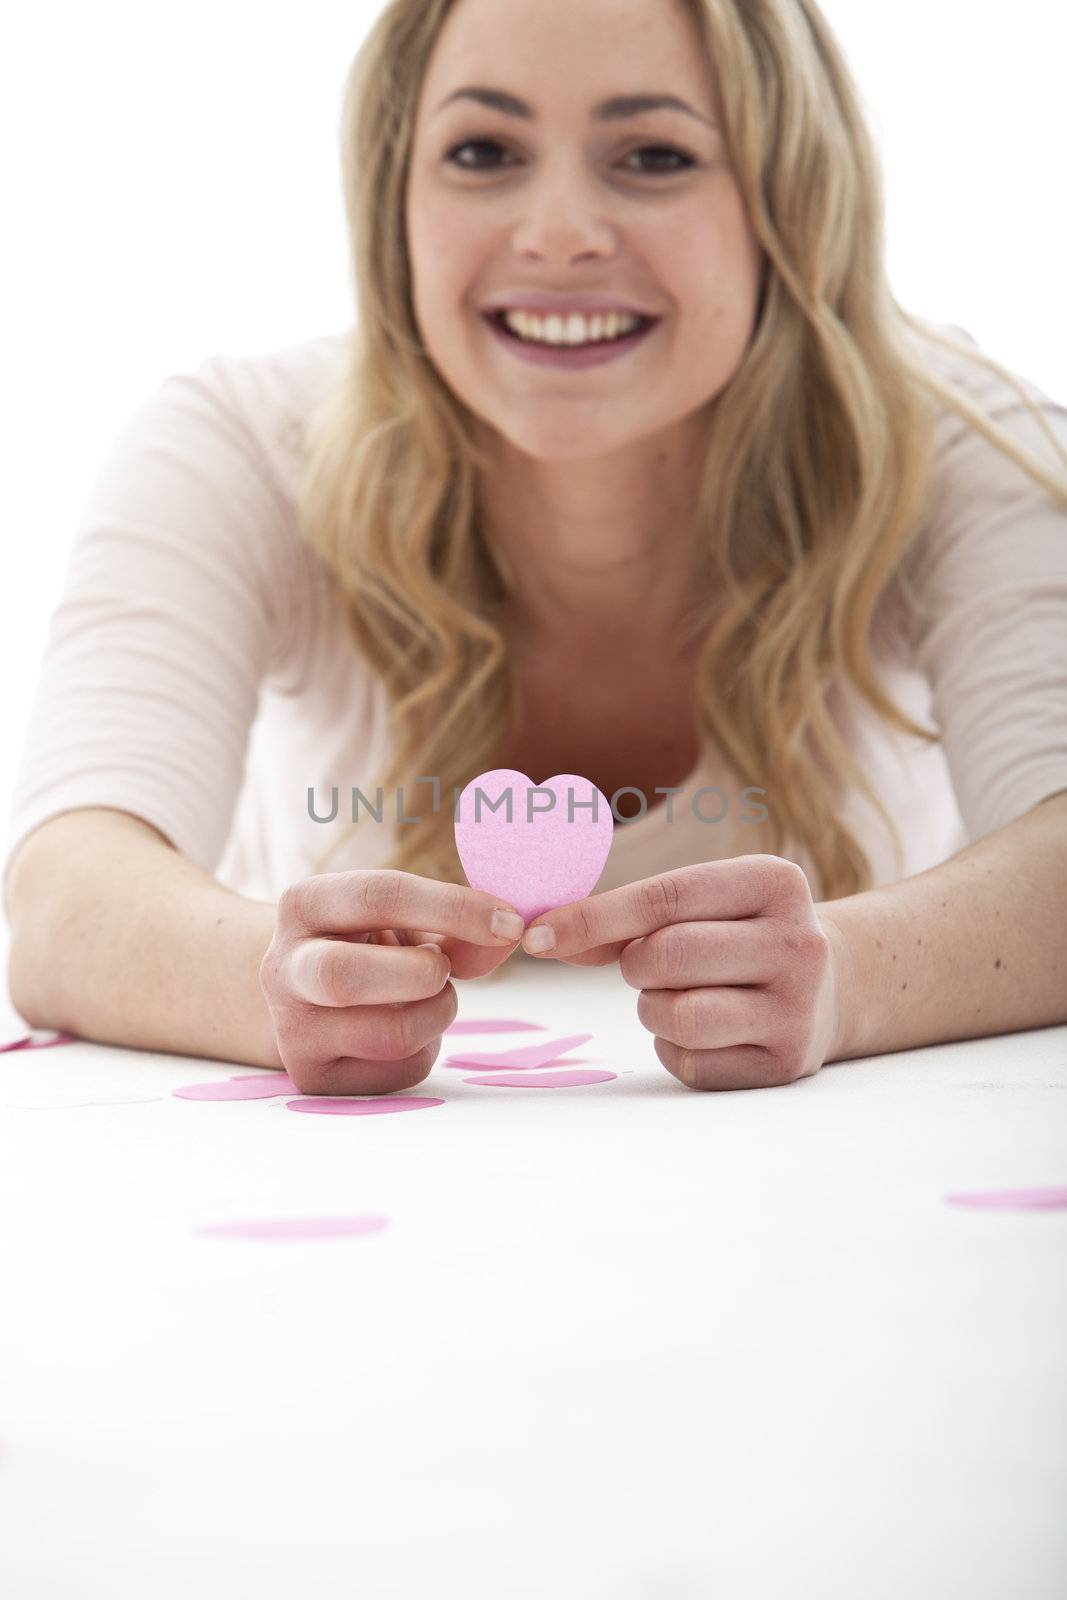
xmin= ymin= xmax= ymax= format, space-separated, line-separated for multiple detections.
xmin=901 ymin=315 xmax=1067 ymax=471
xmin=879 ymin=319 xmax=1067 ymax=658
xmin=180 ymin=328 xmax=350 ymax=506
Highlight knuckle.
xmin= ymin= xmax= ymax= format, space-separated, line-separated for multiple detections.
xmin=354 ymin=869 xmax=406 ymax=926
xmin=767 ymin=856 xmax=811 ymax=904
xmin=639 ymin=874 xmax=682 ymax=928
xmin=357 ymin=1012 xmax=412 ymax=1062
xmin=763 ymin=1024 xmax=808 ymax=1082
xmin=309 ymin=941 xmax=350 ymax=1006
xmin=384 ymin=1006 xmax=421 ymax=1060
xmin=419 ymin=949 xmax=452 ymax=998
xmin=774 ymin=1045 xmax=808 ymax=1084
xmin=563 ymin=895 xmax=598 ymax=951
xmin=438 ymin=981 xmax=460 ymax=1024
xmin=618 ymin=941 xmax=643 ymax=986
xmin=649 ymin=927 xmax=686 ymax=987
xmin=442 ymin=880 xmax=469 ymax=930
xmin=672 ymin=987 xmax=704 ymax=1048
xmin=780 ymin=921 xmax=829 ymax=967
xmin=280 ymin=1047 xmax=326 ymax=1096
xmin=258 ymin=943 xmax=284 ymax=1001
xmin=276 ymin=880 xmax=309 ymax=932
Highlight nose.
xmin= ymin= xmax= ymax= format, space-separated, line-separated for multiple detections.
xmin=508 ymin=159 xmax=616 ymax=262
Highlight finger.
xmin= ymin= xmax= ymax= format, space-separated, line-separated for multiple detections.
xmin=521 ymin=857 xmax=812 ymax=960
xmin=619 ymin=920 xmax=775 ymax=990
xmin=285 ymin=870 xmax=525 ymax=949
xmin=289 ymin=936 xmax=452 ymax=1007
xmin=285 ymin=984 xmax=459 ymax=1097
xmin=394 ymin=928 xmax=448 ymax=949
xmin=654 ymin=1036 xmax=786 ymax=1092
xmin=637 ymin=983 xmax=775 ymax=1051
xmin=392 ymin=925 xmax=508 ymax=981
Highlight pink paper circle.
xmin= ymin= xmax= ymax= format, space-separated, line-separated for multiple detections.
xmin=173 ymin=1074 xmax=298 ymax=1101
xmin=441 ymin=1057 xmax=595 ymax=1070
xmin=444 ymin=1019 xmax=547 ymax=1035
xmin=943 ymin=1186 xmax=1067 ymax=1211
xmin=285 ymin=1094 xmax=445 ymax=1116
xmin=446 ymin=1032 xmax=593 ymax=1069
xmin=463 ymin=1069 xmax=617 ymax=1088
xmin=196 ymin=1215 xmax=388 ymax=1240
xmin=0 ymin=1030 xmax=77 ymax=1053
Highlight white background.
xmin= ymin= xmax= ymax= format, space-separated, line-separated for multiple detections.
xmin=2 ymin=0 xmax=1065 ymax=844
xmin=2 ymin=954 xmax=1066 ymax=1597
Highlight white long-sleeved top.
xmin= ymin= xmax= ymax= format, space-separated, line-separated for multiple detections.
xmin=3 ymin=319 xmax=1067 ymax=922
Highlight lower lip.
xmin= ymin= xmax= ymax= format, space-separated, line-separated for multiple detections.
xmin=481 ymin=312 xmax=660 ymax=368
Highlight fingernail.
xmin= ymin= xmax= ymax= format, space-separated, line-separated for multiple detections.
xmin=490 ymin=909 xmax=524 ymax=940
xmin=523 ymin=925 xmax=555 ymax=953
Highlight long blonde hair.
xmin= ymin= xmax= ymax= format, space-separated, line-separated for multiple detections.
xmin=298 ymin=0 xmax=1067 ymax=907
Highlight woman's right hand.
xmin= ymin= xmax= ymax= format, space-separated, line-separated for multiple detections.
xmin=258 ymin=869 xmax=525 ymax=1096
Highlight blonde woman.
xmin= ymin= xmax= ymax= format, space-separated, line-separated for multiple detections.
xmin=4 ymin=0 xmax=1066 ymax=1095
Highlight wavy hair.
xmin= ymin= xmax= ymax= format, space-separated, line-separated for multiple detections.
xmin=297 ymin=0 xmax=1067 ymax=921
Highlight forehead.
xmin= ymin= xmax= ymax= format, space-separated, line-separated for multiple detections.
xmin=416 ymin=0 xmax=718 ymax=120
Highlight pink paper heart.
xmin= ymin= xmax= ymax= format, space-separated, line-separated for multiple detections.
xmin=454 ymin=768 xmax=613 ymax=923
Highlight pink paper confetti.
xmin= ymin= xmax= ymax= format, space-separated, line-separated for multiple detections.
xmin=464 ymin=1068 xmax=617 ymax=1088
xmin=440 ymin=1056 xmax=596 ymax=1071
xmin=0 ymin=1030 xmax=78 ymax=1053
xmin=173 ymin=1073 xmax=299 ymax=1101
xmin=943 ymin=1186 xmax=1067 ymax=1211
xmin=454 ymin=768 xmax=613 ymax=923
xmin=285 ymin=1094 xmax=445 ymax=1116
xmin=444 ymin=1019 xmax=547 ymax=1035
xmin=196 ymin=1215 xmax=388 ymax=1240
xmin=445 ymin=1032 xmax=593 ymax=1069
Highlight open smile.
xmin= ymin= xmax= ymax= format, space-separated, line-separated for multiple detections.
xmin=480 ymin=310 xmax=661 ymax=369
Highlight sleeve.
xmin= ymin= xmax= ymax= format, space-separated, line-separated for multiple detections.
xmin=2 ymin=356 xmax=301 ymax=912
xmin=898 ymin=371 xmax=1067 ymax=844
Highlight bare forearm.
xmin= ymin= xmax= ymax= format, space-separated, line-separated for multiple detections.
xmin=5 ymin=809 xmax=283 ymax=1069
xmin=817 ymin=790 xmax=1067 ymax=1062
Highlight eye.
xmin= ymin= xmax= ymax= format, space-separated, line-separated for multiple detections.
xmin=443 ymin=138 xmax=696 ymax=177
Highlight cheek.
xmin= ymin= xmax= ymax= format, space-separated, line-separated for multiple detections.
xmin=410 ymin=186 xmax=478 ymax=269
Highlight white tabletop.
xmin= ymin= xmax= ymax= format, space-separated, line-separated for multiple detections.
xmin=1 ymin=947 xmax=1065 ymax=1599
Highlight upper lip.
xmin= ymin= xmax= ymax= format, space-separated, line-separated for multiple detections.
xmin=479 ymin=291 xmax=661 ymax=318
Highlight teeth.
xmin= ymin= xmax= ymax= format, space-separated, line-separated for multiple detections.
xmin=501 ymin=310 xmax=643 ymax=345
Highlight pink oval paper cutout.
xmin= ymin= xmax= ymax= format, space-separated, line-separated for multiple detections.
xmin=196 ymin=1215 xmax=388 ymax=1240
xmin=463 ymin=1069 xmax=617 ymax=1088
xmin=444 ymin=1019 xmax=547 ymax=1035
xmin=285 ymin=1095 xmax=445 ymax=1116
xmin=454 ymin=769 xmax=613 ymax=924
xmin=441 ymin=1057 xmax=596 ymax=1070
xmin=445 ymin=1033 xmax=593 ymax=1069
xmin=173 ymin=1074 xmax=298 ymax=1101
xmin=944 ymin=1186 xmax=1067 ymax=1211
xmin=0 ymin=1030 xmax=78 ymax=1053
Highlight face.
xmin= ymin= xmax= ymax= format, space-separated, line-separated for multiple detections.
xmin=404 ymin=0 xmax=766 ymax=464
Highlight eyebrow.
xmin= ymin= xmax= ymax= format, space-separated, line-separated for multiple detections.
xmin=433 ymin=86 xmax=718 ymax=129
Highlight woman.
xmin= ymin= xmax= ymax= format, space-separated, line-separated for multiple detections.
xmin=4 ymin=0 xmax=1067 ymax=1094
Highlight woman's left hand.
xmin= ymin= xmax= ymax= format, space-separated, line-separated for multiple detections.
xmin=521 ymin=856 xmax=848 ymax=1090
